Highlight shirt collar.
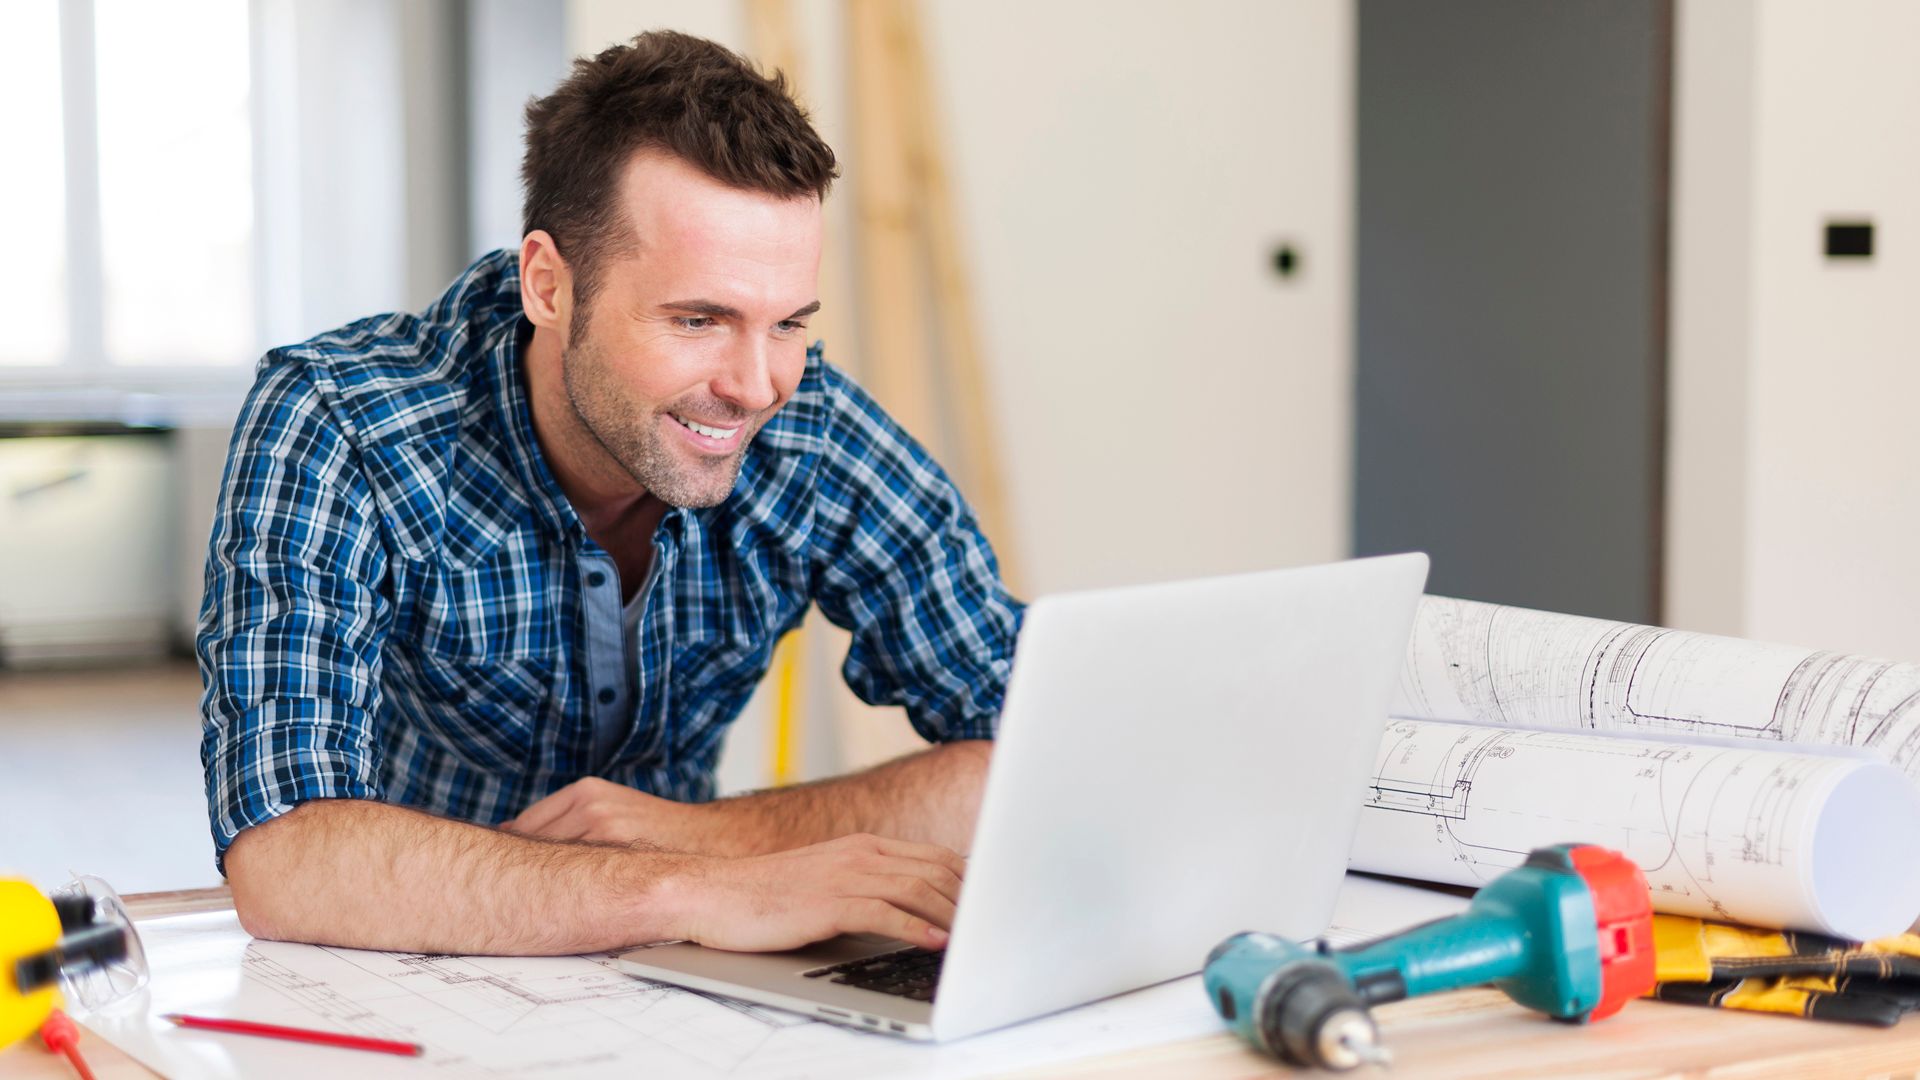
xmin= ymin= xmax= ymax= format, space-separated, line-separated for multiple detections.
xmin=484 ymin=309 xmax=584 ymax=541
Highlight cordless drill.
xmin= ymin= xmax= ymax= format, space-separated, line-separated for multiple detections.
xmin=1204 ymin=844 xmax=1655 ymax=1070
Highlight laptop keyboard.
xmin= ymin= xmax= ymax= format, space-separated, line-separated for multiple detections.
xmin=803 ymin=947 xmax=944 ymax=1002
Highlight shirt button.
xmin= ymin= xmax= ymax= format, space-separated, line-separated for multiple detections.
xmin=597 ymin=687 xmax=616 ymax=705
xmin=586 ymin=570 xmax=608 ymax=588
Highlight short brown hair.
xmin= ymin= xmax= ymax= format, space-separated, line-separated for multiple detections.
xmin=521 ymin=30 xmax=838 ymax=306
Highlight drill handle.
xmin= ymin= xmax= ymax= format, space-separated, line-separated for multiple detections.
xmin=1335 ymin=912 xmax=1531 ymax=1003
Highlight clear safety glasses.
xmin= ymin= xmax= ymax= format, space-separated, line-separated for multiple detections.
xmin=49 ymin=874 xmax=150 ymax=1011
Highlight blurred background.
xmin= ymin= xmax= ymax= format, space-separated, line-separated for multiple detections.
xmin=1 ymin=0 xmax=1915 ymax=895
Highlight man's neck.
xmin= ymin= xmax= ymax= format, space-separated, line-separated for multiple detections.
xmin=522 ymin=322 xmax=651 ymax=524
xmin=521 ymin=322 xmax=674 ymax=594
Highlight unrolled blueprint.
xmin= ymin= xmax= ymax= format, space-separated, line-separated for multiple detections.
xmin=83 ymin=879 xmax=1456 ymax=1079
xmin=81 ymin=911 xmax=1223 ymax=1080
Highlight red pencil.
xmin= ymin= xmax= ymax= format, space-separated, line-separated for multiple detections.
xmin=162 ymin=1013 xmax=424 ymax=1057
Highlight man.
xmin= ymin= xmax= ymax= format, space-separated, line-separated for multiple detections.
xmin=198 ymin=30 xmax=1022 ymax=957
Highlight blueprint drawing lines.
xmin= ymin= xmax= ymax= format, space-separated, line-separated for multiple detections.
xmin=1392 ymin=596 xmax=1920 ymax=778
xmin=1349 ymin=719 xmax=1905 ymax=934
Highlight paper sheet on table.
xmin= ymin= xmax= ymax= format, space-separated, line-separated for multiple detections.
xmin=1323 ymin=873 xmax=1470 ymax=946
xmin=78 ymin=911 xmax=1217 ymax=1079
xmin=81 ymin=876 xmax=1445 ymax=1079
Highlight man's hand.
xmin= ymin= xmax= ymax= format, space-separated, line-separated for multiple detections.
xmin=504 ymin=777 xmax=704 ymax=848
xmin=504 ymin=739 xmax=991 ymax=857
xmin=500 ymin=783 xmax=968 ymax=951
xmin=665 ymin=833 xmax=966 ymax=952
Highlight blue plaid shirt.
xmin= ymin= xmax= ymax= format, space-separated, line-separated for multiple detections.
xmin=198 ymin=250 xmax=1022 ymax=871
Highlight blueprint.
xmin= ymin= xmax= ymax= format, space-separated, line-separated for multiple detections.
xmin=1393 ymin=595 xmax=1920 ymax=774
xmin=80 ymin=911 xmax=1224 ymax=1080
xmin=81 ymin=878 xmax=1464 ymax=1080
xmin=1350 ymin=718 xmax=1920 ymax=939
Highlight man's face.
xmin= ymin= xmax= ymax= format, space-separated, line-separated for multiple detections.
xmin=560 ymin=152 xmax=822 ymax=508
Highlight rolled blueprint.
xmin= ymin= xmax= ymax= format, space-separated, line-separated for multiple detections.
xmin=1392 ymin=596 xmax=1920 ymax=776
xmin=1349 ymin=719 xmax=1920 ymax=940
xmin=1368 ymin=594 xmax=1920 ymax=938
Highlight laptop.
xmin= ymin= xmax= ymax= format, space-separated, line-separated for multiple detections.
xmin=612 ymin=553 xmax=1429 ymax=1041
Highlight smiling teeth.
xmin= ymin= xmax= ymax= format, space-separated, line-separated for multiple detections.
xmin=674 ymin=415 xmax=740 ymax=440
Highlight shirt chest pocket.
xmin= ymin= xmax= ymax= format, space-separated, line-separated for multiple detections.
xmin=391 ymin=549 xmax=558 ymax=659
xmin=393 ymin=647 xmax=557 ymax=774
xmin=386 ymin=554 xmax=562 ymax=772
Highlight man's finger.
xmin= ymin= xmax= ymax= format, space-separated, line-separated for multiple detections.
xmin=872 ymin=837 xmax=968 ymax=883
xmin=504 ymin=783 xmax=581 ymax=834
xmin=870 ymin=854 xmax=963 ymax=907
xmin=837 ymin=897 xmax=949 ymax=951
xmin=865 ymin=873 xmax=957 ymax=930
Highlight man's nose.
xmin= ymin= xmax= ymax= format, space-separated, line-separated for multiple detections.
xmin=713 ymin=336 xmax=779 ymax=414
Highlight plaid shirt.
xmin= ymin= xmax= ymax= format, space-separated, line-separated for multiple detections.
xmin=197 ymin=250 xmax=1022 ymax=871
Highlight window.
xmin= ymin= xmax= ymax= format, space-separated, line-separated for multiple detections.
xmin=2 ymin=0 xmax=555 ymax=396
xmin=96 ymin=0 xmax=254 ymax=365
xmin=0 ymin=3 xmax=69 ymax=366
xmin=1 ymin=0 xmax=254 ymax=370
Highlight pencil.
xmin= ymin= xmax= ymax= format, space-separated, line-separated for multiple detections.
xmin=162 ymin=1013 xmax=424 ymax=1057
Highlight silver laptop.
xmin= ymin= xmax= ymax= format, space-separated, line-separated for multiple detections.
xmin=612 ymin=553 xmax=1429 ymax=1041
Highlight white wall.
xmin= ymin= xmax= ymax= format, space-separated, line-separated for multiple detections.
xmin=1668 ymin=0 xmax=1920 ymax=659
xmin=925 ymin=1 xmax=1353 ymax=592
xmin=566 ymin=1 xmax=1356 ymax=787
xmin=567 ymin=0 xmax=1354 ymax=594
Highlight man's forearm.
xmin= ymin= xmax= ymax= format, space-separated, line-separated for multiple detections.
xmin=226 ymin=799 xmax=693 ymax=954
xmin=695 ymin=739 xmax=993 ymax=856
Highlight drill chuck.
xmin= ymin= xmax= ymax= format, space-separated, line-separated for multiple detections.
xmin=1205 ymin=937 xmax=1391 ymax=1071
xmin=1265 ymin=961 xmax=1389 ymax=1070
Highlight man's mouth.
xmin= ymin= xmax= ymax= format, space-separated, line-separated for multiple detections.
xmin=670 ymin=413 xmax=743 ymax=442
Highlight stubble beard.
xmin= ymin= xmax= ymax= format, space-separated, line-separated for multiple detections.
xmin=560 ymin=332 xmax=752 ymax=509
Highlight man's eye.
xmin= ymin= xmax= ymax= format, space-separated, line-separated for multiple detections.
xmin=675 ymin=316 xmax=715 ymax=331
xmin=775 ymin=320 xmax=806 ymax=334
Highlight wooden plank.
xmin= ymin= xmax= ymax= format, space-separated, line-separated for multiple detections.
xmin=888 ymin=0 xmax=1023 ymax=594
xmin=1010 ymin=986 xmax=1920 ymax=1078
xmin=846 ymin=0 xmax=940 ymax=442
xmin=123 ymin=886 xmax=232 ymax=921
xmin=742 ymin=0 xmax=851 ymax=360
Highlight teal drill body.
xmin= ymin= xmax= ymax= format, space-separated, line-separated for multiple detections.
xmin=1204 ymin=845 xmax=1655 ymax=1070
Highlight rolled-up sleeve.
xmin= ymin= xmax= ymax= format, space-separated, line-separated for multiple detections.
xmin=808 ymin=363 xmax=1025 ymax=743
xmin=196 ymin=356 xmax=392 ymax=873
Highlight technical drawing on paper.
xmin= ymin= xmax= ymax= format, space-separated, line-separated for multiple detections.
xmin=1350 ymin=719 xmax=1878 ymax=932
xmin=240 ymin=942 xmax=835 ymax=1077
xmin=87 ymin=914 xmax=1225 ymax=1080
xmin=1391 ymin=596 xmax=1920 ymax=776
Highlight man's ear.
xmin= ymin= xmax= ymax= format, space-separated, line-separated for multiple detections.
xmin=519 ymin=231 xmax=572 ymax=335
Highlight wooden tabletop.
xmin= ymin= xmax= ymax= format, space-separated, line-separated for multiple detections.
xmin=8 ymin=888 xmax=1920 ymax=1079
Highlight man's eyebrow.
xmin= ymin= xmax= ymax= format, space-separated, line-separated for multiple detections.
xmin=656 ymin=300 xmax=821 ymax=322
xmin=659 ymin=300 xmax=745 ymax=319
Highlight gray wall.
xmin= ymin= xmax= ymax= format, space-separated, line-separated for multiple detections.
xmin=1353 ymin=0 xmax=1671 ymax=622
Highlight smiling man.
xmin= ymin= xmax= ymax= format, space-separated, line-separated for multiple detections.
xmin=197 ymin=31 xmax=1021 ymax=955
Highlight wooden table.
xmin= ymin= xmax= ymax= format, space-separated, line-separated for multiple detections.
xmin=9 ymin=889 xmax=1920 ymax=1079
